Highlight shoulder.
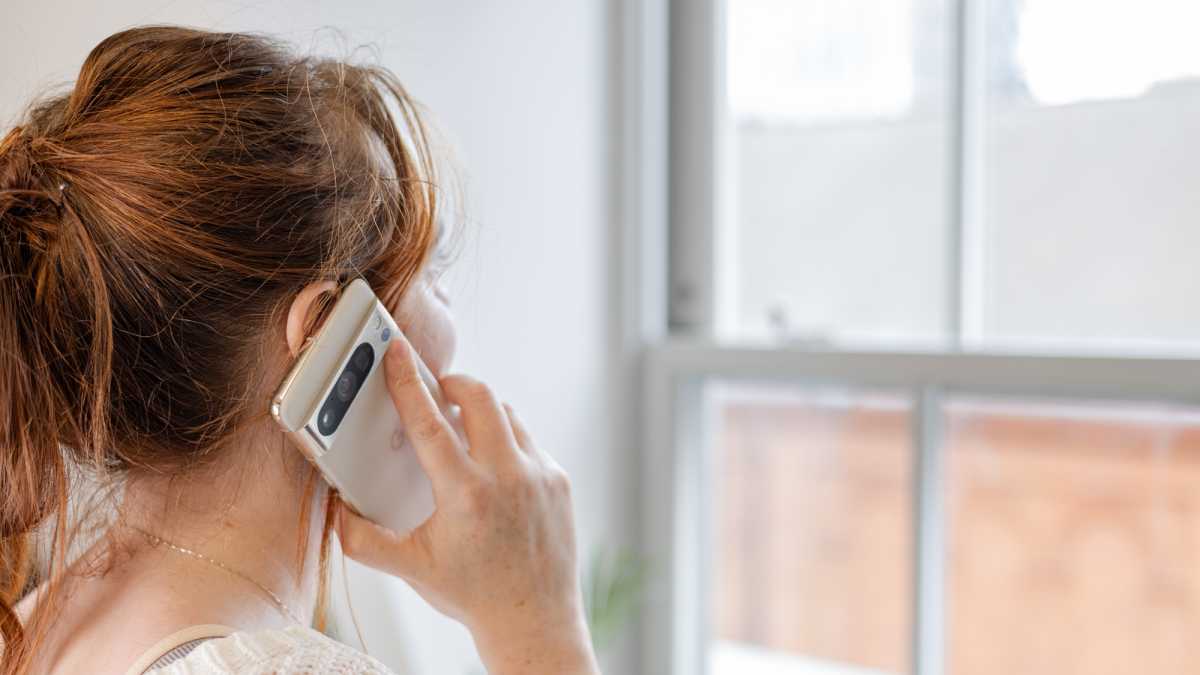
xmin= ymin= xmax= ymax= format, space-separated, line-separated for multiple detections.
xmin=151 ymin=625 xmax=396 ymax=675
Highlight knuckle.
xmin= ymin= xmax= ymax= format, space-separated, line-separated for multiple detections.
xmin=392 ymin=364 xmax=421 ymax=388
xmin=542 ymin=464 xmax=571 ymax=494
xmin=411 ymin=414 xmax=446 ymax=443
xmin=445 ymin=375 xmax=493 ymax=405
xmin=492 ymin=459 xmax=523 ymax=485
xmin=552 ymin=468 xmax=572 ymax=494
xmin=438 ymin=373 xmax=466 ymax=390
xmin=461 ymin=380 xmax=495 ymax=407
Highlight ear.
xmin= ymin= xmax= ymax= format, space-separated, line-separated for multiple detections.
xmin=285 ymin=280 xmax=339 ymax=357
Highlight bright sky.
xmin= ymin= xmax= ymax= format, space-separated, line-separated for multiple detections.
xmin=1019 ymin=0 xmax=1200 ymax=104
xmin=727 ymin=0 xmax=915 ymax=124
xmin=728 ymin=0 xmax=1200 ymax=123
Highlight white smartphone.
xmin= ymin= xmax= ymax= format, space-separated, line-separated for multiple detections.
xmin=271 ymin=278 xmax=445 ymax=534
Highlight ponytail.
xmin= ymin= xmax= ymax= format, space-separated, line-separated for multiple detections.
xmin=0 ymin=123 xmax=78 ymax=671
xmin=0 ymin=107 xmax=124 ymax=671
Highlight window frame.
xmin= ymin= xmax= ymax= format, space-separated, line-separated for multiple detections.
xmin=625 ymin=1 xmax=1200 ymax=675
xmin=640 ymin=345 xmax=1200 ymax=675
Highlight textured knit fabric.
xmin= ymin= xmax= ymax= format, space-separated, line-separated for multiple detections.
xmin=148 ymin=626 xmax=396 ymax=674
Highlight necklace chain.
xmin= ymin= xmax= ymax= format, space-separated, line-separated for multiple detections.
xmin=125 ymin=523 xmax=304 ymax=626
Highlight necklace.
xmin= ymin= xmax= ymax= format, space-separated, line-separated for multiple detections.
xmin=125 ymin=523 xmax=304 ymax=626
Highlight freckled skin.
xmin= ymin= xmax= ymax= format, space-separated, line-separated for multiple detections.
xmin=335 ymin=333 xmax=600 ymax=675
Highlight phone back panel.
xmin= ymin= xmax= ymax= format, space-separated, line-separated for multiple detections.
xmin=273 ymin=279 xmax=437 ymax=534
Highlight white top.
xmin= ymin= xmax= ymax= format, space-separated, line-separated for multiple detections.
xmin=133 ymin=625 xmax=396 ymax=675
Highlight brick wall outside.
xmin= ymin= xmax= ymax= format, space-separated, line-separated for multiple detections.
xmin=714 ymin=393 xmax=1200 ymax=675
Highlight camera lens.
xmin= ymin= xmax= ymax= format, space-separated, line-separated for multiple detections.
xmin=320 ymin=407 xmax=338 ymax=431
xmin=316 ymin=343 xmax=375 ymax=437
xmin=350 ymin=343 xmax=374 ymax=374
xmin=334 ymin=370 xmax=358 ymax=402
xmin=317 ymin=399 xmax=345 ymax=436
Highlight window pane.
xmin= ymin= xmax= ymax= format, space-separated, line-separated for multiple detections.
xmin=983 ymin=1 xmax=1200 ymax=350
xmin=946 ymin=397 xmax=1200 ymax=674
xmin=725 ymin=0 xmax=952 ymax=344
xmin=710 ymin=383 xmax=913 ymax=674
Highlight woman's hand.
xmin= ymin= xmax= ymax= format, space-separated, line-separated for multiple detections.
xmin=335 ymin=335 xmax=600 ymax=675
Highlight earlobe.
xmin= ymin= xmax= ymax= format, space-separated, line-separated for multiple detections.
xmin=285 ymin=280 xmax=338 ymax=357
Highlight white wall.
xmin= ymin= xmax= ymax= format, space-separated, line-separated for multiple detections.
xmin=1 ymin=3 xmax=628 ymax=674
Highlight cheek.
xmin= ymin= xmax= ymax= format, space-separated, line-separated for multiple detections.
xmin=394 ymin=281 xmax=456 ymax=377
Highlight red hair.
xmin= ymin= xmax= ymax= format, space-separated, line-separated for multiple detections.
xmin=0 ymin=25 xmax=439 ymax=672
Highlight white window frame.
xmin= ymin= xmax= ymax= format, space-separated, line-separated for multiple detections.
xmin=620 ymin=1 xmax=1200 ymax=675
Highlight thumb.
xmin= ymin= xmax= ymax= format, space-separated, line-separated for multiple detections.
xmin=335 ymin=503 xmax=430 ymax=582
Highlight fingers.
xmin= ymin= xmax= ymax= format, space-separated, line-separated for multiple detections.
xmin=385 ymin=337 xmax=469 ymax=488
xmin=503 ymin=402 xmax=560 ymax=470
xmin=502 ymin=403 xmax=535 ymax=453
xmin=440 ymin=374 xmax=520 ymax=467
xmin=336 ymin=503 xmax=428 ymax=580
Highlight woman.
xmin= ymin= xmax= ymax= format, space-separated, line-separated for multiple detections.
xmin=0 ymin=26 xmax=600 ymax=675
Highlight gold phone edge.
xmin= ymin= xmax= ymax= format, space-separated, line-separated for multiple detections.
xmin=269 ymin=280 xmax=378 ymax=517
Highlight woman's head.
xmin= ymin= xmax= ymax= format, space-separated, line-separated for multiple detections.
xmin=0 ymin=25 xmax=446 ymax=666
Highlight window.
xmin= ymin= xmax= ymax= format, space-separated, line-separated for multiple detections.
xmin=945 ymin=397 xmax=1200 ymax=674
xmin=634 ymin=2 xmax=1200 ymax=675
xmin=712 ymin=384 xmax=914 ymax=674
xmin=981 ymin=0 xmax=1200 ymax=350
xmin=718 ymin=0 xmax=1200 ymax=350
xmin=724 ymin=0 xmax=952 ymax=344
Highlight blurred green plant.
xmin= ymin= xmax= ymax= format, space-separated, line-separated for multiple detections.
xmin=583 ymin=547 xmax=649 ymax=654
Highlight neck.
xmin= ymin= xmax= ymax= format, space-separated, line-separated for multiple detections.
xmin=114 ymin=433 xmax=325 ymax=629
